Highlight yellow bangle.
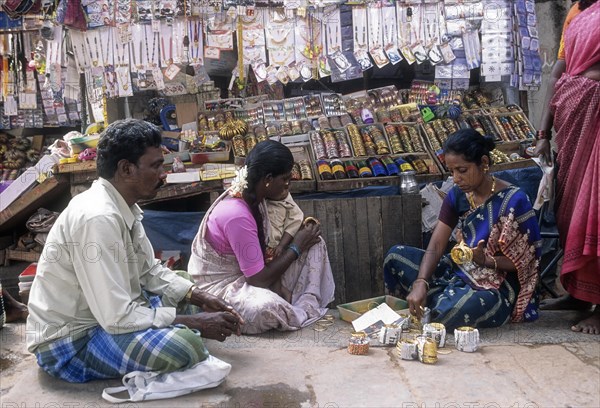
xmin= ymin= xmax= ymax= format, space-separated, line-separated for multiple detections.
xmin=491 ymin=256 xmax=498 ymax=271
xmin=185 ymin=285 xmax=197 ymax=302
xmin=413 ymin=278 xmax=430 ymax=291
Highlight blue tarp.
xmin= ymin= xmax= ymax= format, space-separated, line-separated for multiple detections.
xmin=142 ymin=210 xmax=205 ymax=266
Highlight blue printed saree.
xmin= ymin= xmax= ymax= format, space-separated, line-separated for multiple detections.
xmin=384 ymin=185 xmax=542 ymax=330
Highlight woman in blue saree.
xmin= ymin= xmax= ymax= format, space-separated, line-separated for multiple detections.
xmin=384 ymin=129 xmax=542 ymax=330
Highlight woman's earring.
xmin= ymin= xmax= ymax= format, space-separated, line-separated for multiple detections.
xmin=484 ymin=166 xmax=489 ymax=173
xmin=266 ymin=183 xmax=270 ymax=187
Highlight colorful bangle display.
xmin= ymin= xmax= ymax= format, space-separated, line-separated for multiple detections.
xmin=287 ymin=244 xmax=301 ymax=260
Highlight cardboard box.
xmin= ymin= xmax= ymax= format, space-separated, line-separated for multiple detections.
xmin=336 ymin=295 xmax=408 ymax=323
xmin=166 ymin=170 xmax=201 ymax=184
xmin=175 ymin=102 xmax=199 ymax=128
xmin=0 ymin=154 xmax=59 ymax=212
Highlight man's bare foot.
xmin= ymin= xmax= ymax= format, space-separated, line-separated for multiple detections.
xmin=3 ymin=289 xmax=29 ymax=323
xmin=571 ymin=307 xmax=600 ymax=335
xmin=540 ymin=294 xmax=592 ymax=311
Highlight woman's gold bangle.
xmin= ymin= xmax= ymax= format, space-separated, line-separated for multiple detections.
xmin=413 ymin=278 xmax=430 ymax=291
xmin=303 ymin=216 xmax=320 ymax=227
xmin=491 ymin=256 xmax=498 ymax=271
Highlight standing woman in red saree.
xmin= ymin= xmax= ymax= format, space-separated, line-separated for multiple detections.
xmin=547 ymin=2 xmax=600 ymax=334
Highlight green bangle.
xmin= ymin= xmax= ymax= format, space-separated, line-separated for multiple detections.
xmin=287 ymin=244 xmax=301 ymax=259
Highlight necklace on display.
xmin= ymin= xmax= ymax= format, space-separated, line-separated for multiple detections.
xmin=369 ymin=12 xmax=381 ymax=48
xmin=327 ymin=24 xmax=340 ymax=53
xmin=103 ymin=28 xmax=113 ymax=68
xmin=118 ymin=68 xmax=130 ymax=91
xmin=161 ymin=36 xmax=173 ymax=65
xmin=268 ymin=27 xmax=291 ymax=45
xmin=116 ymin=43 xmax=128 ymax=67
xmin=86 ymin=34 xmax=100 ymax=67
xmin=144 ymin=26 xmax=157 ymax=68
xmin=354 ymin=24 xmax=366 ymax=48
xmin=269 ymin=46 xmax=293 ymax=66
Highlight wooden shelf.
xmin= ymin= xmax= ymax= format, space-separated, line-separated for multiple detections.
xmin=138 ymin=179 xmax=223 ymax=205
xmin=5 ymin=249 xmax=40 ymax=263
xmin=0 ymin=176 xmax=69 ymax=233
xmin=55 ymin=161 xmax=97 ymax=174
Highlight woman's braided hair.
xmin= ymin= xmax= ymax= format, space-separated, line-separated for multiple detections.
xmin=243 ymin=140 xmax=294 ymax=255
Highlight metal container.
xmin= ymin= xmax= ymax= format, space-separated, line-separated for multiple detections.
xmin=423 ymin=322 xmax=447 ymax=348
xmin=454 ymin=326 xmax=480 ymax=352
xmin=378 ymin=324 xmax=402 ymax=345
xmin=397 ymin=339 xmax=419 ymax=360
xmin=421 ymin=307 xmax=431 ymax=324
xmin=399 ymin=170 xmax=419 ymax=194
xmin=416 ymin=335 xmax=438 ymax=364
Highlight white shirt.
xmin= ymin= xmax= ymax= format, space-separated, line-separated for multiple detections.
xmin=26 ymin=178 xmax=193 ymax=352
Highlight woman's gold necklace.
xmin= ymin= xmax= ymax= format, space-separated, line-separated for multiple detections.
xmin=467 ymin=176 xmax=496 ymax=209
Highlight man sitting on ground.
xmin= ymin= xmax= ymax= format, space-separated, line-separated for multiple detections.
xmin=26 ymin=119 xmax=243 ymax=384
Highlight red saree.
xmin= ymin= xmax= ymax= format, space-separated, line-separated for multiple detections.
xmin=551 ymin=2 xmax=600 ymax=304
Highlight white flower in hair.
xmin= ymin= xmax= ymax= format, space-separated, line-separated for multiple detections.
xmin=229 ymin=165 xmax=248 ymax=198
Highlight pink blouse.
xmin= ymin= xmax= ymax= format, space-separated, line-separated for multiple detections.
xmin=204 ymin=197 xmax=265 ymax=277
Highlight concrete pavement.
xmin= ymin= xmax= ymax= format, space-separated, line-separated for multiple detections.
xmin=1 ymin=310 xmax=598 ymax=408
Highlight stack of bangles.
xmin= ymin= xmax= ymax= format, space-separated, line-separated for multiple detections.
xmin=536 ymin=130 xmax=551 ymax=141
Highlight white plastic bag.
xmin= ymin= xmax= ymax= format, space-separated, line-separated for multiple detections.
xmin=102 ymin=355 xmax=231 ymax=403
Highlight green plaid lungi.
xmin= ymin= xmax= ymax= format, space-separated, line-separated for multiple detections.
xmin=35 ymin=323 xmax=209 ymax=383
xmin=35 ymin=271 xmax=210 ymax=383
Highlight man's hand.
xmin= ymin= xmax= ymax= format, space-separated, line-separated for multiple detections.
xmin=174 ymin=312 xmax=242 ymax=341
xmin=192 ymin=290 xmax=244 ymax=335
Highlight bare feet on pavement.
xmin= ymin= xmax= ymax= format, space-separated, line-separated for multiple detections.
xmin=571 ymin=307 xmax=600 ymax=335
xmin=3 ymin=289 xmax=29 ymax=323
xmin=540 ymin=294 xmax=592 ymax=311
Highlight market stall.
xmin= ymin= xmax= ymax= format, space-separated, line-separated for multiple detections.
xmin=0 ymin=0 xmax=544 ymax=301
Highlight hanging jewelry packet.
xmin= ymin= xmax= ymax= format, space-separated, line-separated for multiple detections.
xmin=463 ymin=28 xmax=481 ymax=70
xmin=295 ymin=14 xmax=321 ymax=81
xmin=68 ymin=30 xmax=90 ymax=73
xmin=114 ymin=39 xmax=133 ymax=97
xmin=241 ymin=8 xmax=267 ymax=67
xmin=160 ymin=21 xmax=180 ymax=80
xmin=396 ymin=3 xmax=416 ymax=65
xmin=381 ymin=6 xmax=402 ymax=65
xmin=367 ymin=4 xmax=388 ymax=68
xmin=265 ymin=8 xmax=294 ymax=69
xmin=187 ymin=19 xmax=204 ymax=65
xmin=406 ymin=2 xmax=427 ymax=64
xmin=352 ymin=6 xmax=372 ymax=71
xmin=422 ymin=2 xmax=443 ymax=66
xmin=323 ymin=6 xmax=350 ymax=73
xmin=101 ymin=27 xmax=118 ymax=98
xmin=83 ymin=28 xmax=107 ymax=101
xmin=115 ymin=0 xmax=132 ymax=24
xmin=206 ymin=12 xmax=234 ymax=51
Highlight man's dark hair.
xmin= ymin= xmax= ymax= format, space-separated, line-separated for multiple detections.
xmin=96 ymin=119 xmax=162 ymax=179
xmin=443 ymin=128 xmax=496 ymax=166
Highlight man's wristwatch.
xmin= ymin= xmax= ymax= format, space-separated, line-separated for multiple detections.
xmin=185 ymin=285 xmax=197 ymax=302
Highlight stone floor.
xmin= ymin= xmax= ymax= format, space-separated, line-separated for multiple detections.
xmin=1 ymin=309 xmax=599 ymax=408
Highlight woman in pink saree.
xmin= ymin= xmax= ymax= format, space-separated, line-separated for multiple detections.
xmin=543 ymin=2 xmax=600 ymax=333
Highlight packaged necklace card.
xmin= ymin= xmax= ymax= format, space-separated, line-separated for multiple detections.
xmin=322 ymin=93 xmax=346 ymax=117
xmin=354 ymin=49 xmax=373 ymax=71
